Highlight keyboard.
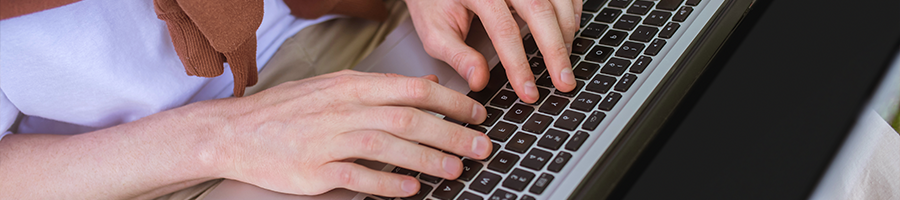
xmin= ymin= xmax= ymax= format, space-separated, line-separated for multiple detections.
xmin=369 ymin=0 xmax=702 ymax=199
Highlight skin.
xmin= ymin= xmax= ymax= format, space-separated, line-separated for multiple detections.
xmin=0 ymin=71 xmax=489 ymax=199
xmin=0 ymin=0 xmax=579 ymax=198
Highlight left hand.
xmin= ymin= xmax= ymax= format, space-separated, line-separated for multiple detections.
xmin=405 ymin=0 xmax=582 ymax=103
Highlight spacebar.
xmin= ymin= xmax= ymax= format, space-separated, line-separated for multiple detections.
xmin=467 ymin=63 xmax=508 ymax=105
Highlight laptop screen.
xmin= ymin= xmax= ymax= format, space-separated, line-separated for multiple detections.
xmin=605 ymin=0 xmax=900 ymax=199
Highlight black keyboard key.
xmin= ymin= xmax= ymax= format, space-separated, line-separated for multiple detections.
xmin=595 ymin=8 xmax=622 ymax=23
xmin=364 ymin=197 xmax=377 ymax=200
xmin=644 ymin=11 xmax=672 ymax=26
xmin=490 ymin=90 xmax=517 ymax=109
xmin=614 ymin=73 xmax=638 ymax=92
xmin=489 ymin=151 xmax=520 ymax=173
xmin=630 ymin=25 xmax=659 ymax=42
xmin=444 ymin=116 xmax=466 ymax=126
xmin=573 ymin=62 xmax=600 ymax=80
xmin=419 ymin=173 xmax=442 ymax=184
xmin=587 ymin=74 xmax=617 ymax=94
xmin=458 ymin=192 xmax=483 ymax=200
xmin=585 ymin=45 xmax=615 ymax=63
xmin=459 ymin=159 xmax=483 ymax=181
xmin=402 ymin=183 xmax=432 ymax=200
xmin=613 ymin=15 xmax=641 ymax=31
xmin=616 ymin=41 xmax=645 ymax=59
xmin=573 ymin=38 xmax=594 ymax=55
xmin=392 ymin=167 xmax=420 ymax=177
xmin=673 ymin=6 xmax=693 ymax=22
xmin=523 ymin=34 xmax=538 ymax=54
xmin=657 ymin=0 xmax=684 ymax=10
xmin=570 ymin=55 xmax=580 ymax=66
xmin=582 ymin=111 xmax=606 ymax=131
xmin=467 ymin=124 xmax=487 ymax=133
xmin=580 ymin=13 xmax=593 ymax=27
xmin=538 ymin=96 xmax=569 ymax=115
xmin=538 ymin=128 xmax=570 ymax=150
xmin=644 ymin=39 xmax=666 ymax=56
xmin=489 ymin=189 xmax=517 ymax=200
xmin=529 ymin=173 xmax=555 ymax=195
xmin=535 ymin=72 xmax=554 ymax=87
xmin=527 ymin=57 xmax=546 ymax=75
xmin=522 ymin=114 xmax=553 ymax=134
xmin=530 ymin=87 xmax=551 ymax=105
xmin=485 ymin=142 xmax=501 ymax=161
xmin=597 ymin=92 xmax=622 ymax=111
xmin=502 ymin=169 xmax=536 ymax=191
xmin=553 ymin=80 xmax=584 ymax=97
xmin=505 ymin=132 xmax=537 ymax=153
xmin=488 ymin=121 xmax=517 ymax=142
xmin=467 ymin=64 xmax=507 ymax=105
xmin=686 ymin=0 xmax=701 ymax=6
xmin=627 ymin=1 xmax=654 ymax=15
xmin=503 ymin=104 xmax=534 ymax=123
xmin=470 ymin=171 xmax=502 ymax=194
xmin=482 ymin=107 xmax=503 ymax=126
xmin=520 ymin=148 xmax=553 ymax=170
xmin=630 ymin=56 xmax=652 ymax=73
xmin=659 ymin=22 xmax=680 ymax=38
xmin=566 ymin=131 xmax=591 ymax=151
xmin=433 ymin=180 xmax=464 ymax=200
xmin=571 ymin=93 xmax=602 ymax=112
xmin=580 ymin=23 xmax=608 ymax=39
xmin=601 ymin=57 xmax=631 ymax=76
xmin=608 ymin=0 xmax=632 ymax=8
xmin=521 ymin=195 xmax=537 ymax=200
xmin=547 ymin=152 xmax=572 ymax=172
xmin=583 ymin=0 xmax=608 ymax=12
xmin=598 ymin=30 xmax=628 ymax=47
xmin=555 ymin=110 xmax=587 ymax=130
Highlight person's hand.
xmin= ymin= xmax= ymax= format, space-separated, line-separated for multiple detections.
xmin=405 ymin=0 xmax=582 ymax=103
xmin=207 ymin=70 xmax=491 ymax=197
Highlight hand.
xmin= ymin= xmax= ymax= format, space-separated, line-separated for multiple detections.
xmin=405 ymin=0 xmax=582 ymax=103
xmin=211 ymin=70 xmax=492 ymax=197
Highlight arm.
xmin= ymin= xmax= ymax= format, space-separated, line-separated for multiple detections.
xmin=0 ymin=70 xmax=491 ymax=199
xmin=0 ymin=100 xmax=226 ymax=199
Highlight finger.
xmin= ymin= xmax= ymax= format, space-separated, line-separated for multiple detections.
xmin=551 ymin=0 xmax=579 ymax=48
xmin=346 ymin=106 xmax=492 ymax=160
xmin=508 ymin=0 xmax=578 ymax=93
xmin=460 ymin=0 xmax=541 ymax=103
xmin=420 ymin=74 xmax=439 ymax=83
xmin=319 ymin=162 xmax=421 ymax=197
xmin=352 ymin=76 xmax=487 ymax=125
xmin=421 ymin=28 xmax=491 ymax=92
xmin=333 ymin=130 xmax=463 ymax=179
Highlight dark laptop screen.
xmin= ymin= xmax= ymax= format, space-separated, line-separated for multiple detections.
xmin=611 ymin=0 xmax=900 ymax=199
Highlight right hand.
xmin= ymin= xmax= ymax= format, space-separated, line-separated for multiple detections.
xmin=207 ymin=70 xmax=491 ymax=197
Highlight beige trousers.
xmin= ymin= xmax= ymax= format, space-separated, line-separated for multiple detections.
xmin=153 ymin=1 xmax=408 ymax=199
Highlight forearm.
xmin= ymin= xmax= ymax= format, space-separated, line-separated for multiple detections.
xmin=0 ymin=100 xmax=229 ymax=199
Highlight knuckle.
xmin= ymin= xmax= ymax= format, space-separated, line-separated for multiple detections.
xmin=403 ymin=78 xmax=433 ymax=101
xmin=527 ymin=0 xmax=556 ymax=17
xmin=387 ymin=107 xmax=418 ymax=133
xmin=330 ymin=164 xmax=358 ymax=188
xmin=356 ymin=131 xmax=387 ymax=154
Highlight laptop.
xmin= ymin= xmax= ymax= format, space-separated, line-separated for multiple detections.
xmin=204 ymin=0 xmax=758 ymax=199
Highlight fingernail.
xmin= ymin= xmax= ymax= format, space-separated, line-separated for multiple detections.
xmin=472 ymin=136 xmax=489 ymax=157
xmin=443 ymin=156 xmax=461 ymax=176
xmin=524 ymin=81 xmax=539 ymax=100
xmin=466 ymin=66 xmax=475 ymax=80
xmin=472 ymin=104 xmax=485 ymax=123
xmin=401 ymin=179 xmax=418 ymax=194
xmin=566 ymin=43 xmax=573 ymax=54
xmin=560 ymin=67 xmax=576 ymax=86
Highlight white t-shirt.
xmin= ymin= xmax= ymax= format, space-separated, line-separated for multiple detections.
xmin=0 ymin=0 xmax=338 ymax=140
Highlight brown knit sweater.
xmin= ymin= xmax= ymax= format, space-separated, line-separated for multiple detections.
xmin=1 ymin=0 xmax=387 ymax=97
